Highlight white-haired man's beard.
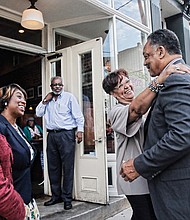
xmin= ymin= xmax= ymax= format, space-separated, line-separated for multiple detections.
xmin=52 ymin=90 xmax=62 ymax=95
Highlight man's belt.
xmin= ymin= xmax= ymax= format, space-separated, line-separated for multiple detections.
xmin=47 ymin=129 xmax=66 ymax=133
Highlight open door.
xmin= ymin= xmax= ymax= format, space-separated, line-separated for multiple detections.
xmin=71 ymin=38 xmax=109 ymax=204
xmin=45 ymin=38 xmax=109 ymax=204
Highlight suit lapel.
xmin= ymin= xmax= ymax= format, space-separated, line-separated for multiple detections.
xmin=0 ymin=115 xmax=31 ymax=160
xmin=144 ymin=58 xmax=185 ymax=139
xmin=7 ymin=124 xmax=31 ymax=155
xmin=144 ymin=98 xmax=157 ymax=139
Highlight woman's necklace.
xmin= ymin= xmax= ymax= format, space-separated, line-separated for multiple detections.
xmin=12 ymin=123 xmax=35 ymax=160
xmin=12 ymin=123 xmax=19 ymax=132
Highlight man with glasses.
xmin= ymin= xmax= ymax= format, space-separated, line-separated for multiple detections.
xmin=36 ymin=76 xmax=84 ymax=210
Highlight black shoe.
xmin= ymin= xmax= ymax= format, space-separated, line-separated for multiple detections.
xmin=44 ymin=198 xmax=63 ymax=206
xmin=64 ymin=202 xmax=72 ymax=210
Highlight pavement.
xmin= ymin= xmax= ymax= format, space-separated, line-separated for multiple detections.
xmin=106 ymin=207 xmax=132 ymax=220
xmin=35 ymin=194 xmax=132 ymax=219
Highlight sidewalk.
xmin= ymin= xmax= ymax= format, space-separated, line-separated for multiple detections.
xmin=106 ymin=207 xmax=132 ymax=220
xmin=36 ymin=195 xmax=131 ymax=219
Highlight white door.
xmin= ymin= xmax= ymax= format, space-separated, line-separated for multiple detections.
xmin=46 ymin=38 xmax=109 ymax=204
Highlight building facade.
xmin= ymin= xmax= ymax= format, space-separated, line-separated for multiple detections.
xmin=0 ymin=0 xmax=189 ymax=204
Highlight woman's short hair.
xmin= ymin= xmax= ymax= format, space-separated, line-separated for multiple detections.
xmin=102 ymin=68 xmax=129 ymax=94
xmin=0 ymin=83 xmax=27 ymax=113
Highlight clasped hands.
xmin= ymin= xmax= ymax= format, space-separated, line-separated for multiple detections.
xmin=120 ymin=159 xmax=140 ymax=182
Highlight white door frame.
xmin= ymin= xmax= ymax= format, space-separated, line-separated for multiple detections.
xmin=45 ymin=38 xmax=109 ymax=204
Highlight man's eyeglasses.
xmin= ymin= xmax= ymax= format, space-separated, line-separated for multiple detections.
xmin=51 ymin=83 xmax=63 ymax=87
xmin=114 ymin=78 xmax=130 ymax=90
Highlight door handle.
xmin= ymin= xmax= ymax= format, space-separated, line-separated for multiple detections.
xmin=93 ymin=138 xmax=102 ymax=143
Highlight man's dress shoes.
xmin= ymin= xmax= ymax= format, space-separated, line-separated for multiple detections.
xmin=44 ymin=198 xmax=63 ymax=206
xmin=64 ymin=202 xmax=72 ymax=210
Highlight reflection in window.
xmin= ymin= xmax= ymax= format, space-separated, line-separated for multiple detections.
xmin=50 ymin=60 xmax=61 ymax=77
xmin=98 ymin=0 xmax=110 ymax=5
xmin=103 ymin=26 xmax=112 ymax=77
xmin=106 ymin=122 xmax=115 ymax=153
xmin=114 ymin=0 xmax=147 ymax=25
xmin=108 ymin=167 xmax=113 ymax=185
xmin=98 ymin=0 xmax=147 ymax=25
xmin=116 ymin=19 xmax=149 ymax=95
xmin=81 ymin=52 xmax=95 ymax=155
xmin=103 ymin=20 xmax=115 ymax=154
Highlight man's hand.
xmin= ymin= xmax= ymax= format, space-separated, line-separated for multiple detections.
xmin=42 ymin=92 xmax=53 ymax=104
xmin=76 ymin=131 xmax=83 ymax=144
xmin=120 ymin=159 xmax=140 ymax=182
xmin=158 ymin=63 xmax=190 ymax=85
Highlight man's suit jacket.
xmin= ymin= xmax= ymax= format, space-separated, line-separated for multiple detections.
xmin=0 ymin=115 xmax=35 ymax=204
xmin=134 ymin=59 xmax=190 ymax=220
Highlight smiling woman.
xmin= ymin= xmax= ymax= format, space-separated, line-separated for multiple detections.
xmin=101 ymin=64 xmax=189 ymax=220
xmin=0 ymin=84 xmax=40 ymax=219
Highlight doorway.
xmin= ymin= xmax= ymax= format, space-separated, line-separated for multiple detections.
xmin=45 ymin=38 xmax=109 ymax=204
xmin=0 ymin=47 xmax=44 ymax=197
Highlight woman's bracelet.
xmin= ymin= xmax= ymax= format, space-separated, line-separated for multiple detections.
xmin=148 ymin=77 xmax=164 ymax=93
xmin=154 ymin=78 xmax=164 ymax=89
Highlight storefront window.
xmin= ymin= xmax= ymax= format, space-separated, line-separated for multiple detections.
xmin=98 ymin=0 xmax=111 ymax=5
xmin=116 ymin=19 xmax=149 ymax=95
xmin=99 ymin=0 xmax=147 ymax=25
xmin=55 ymin=33 xmax=82 ymax=50
xmin=50 ymin=60 xmax=61 ymax=77
xmin=103 ymin=20 xmax=115 ymax=154
xmin=99 ymin=0 xmax=109 ymax=5
xmin=114 ymin=0 xmax=147 ymax=25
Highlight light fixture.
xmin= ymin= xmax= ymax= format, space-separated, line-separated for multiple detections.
xmin=18 ymin=29 xmax=25 ymax=34
xmin=21 ymin=0 xmax=44 ymax=30
xmin=29 ymin=106 xmax=33 ymax=111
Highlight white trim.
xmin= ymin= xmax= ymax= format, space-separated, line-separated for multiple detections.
xmin=0 ymin=36 xmax=47 ymax=55
xmin=49 ymin=14 xmax=112 ymax=29
xmin=112 ymin=15 xmax=118 ymax=69
xmin=46 ymin=24 xmax=55 ymax=53
xmin=55 ymin=28 xmax=90 ymax=41
xmin=0 ymin=6 xmax=21 ymax=22
xmin=144 ymin=0 xmax=152 ymax=31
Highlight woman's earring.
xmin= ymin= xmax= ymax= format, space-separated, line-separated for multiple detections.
xmin=4 ymin=102 xmax=7 ymax=106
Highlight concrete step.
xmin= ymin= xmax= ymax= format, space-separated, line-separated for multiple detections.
xmin=36 ymin=195 xmax=130 ymax=220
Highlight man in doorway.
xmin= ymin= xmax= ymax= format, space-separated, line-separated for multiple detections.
xmin=120 ymin=29 xmax=190 ymax=219
xmin=36 ymin=76 xmax=84 ymax=210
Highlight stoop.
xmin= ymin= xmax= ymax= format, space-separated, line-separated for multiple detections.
xmin=36 ymin=195 xmax=130 ymax=220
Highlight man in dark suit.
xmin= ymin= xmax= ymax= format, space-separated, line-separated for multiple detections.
xmin=120 ymin=29 xmax=190 ymax=219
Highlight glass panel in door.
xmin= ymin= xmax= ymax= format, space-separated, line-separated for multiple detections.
xmin=81 ymin=52 xmax=95 ymax=155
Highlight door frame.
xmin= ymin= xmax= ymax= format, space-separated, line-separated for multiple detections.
xmin=44 ymin=38 xmax=109 ymax=204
